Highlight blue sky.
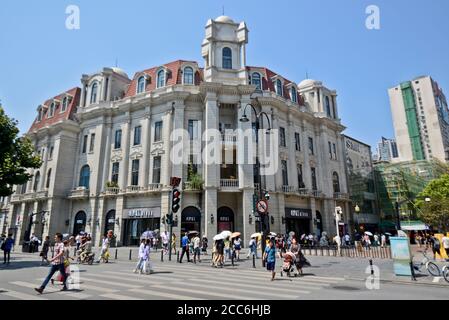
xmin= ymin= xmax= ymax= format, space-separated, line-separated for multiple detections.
xmin=1 ymin=0 xmax=448 ymax=152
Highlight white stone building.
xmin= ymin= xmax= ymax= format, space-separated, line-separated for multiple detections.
xmin=4 ymin=16 xmax=351 ymax=247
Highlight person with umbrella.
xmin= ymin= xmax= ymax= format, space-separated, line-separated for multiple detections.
xmin=246 ymin=233 xmax=259 ymax=259
xmin=231 ymin=232 xmax=241 ymax=261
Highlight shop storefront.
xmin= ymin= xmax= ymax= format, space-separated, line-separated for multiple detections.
xmin=73 ymin=211 xmax=87 ymax=236
xmin=217 ymin=206 xmax=235 ymax=233
xmin=181 ymin=206 xmax=201 ymax=236
xmin=285 ymin=208 xmax=312 ymax=238
xmin=122 ymin=207 xmax=161 ymax=246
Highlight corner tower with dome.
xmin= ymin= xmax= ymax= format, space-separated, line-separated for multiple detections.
xmin=5 ymin=16 xmax=351 ymax=248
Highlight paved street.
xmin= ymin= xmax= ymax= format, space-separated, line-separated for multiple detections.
xmin=0 ymin=250 xmax=448 ymax=300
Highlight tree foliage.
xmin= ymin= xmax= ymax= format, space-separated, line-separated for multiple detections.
xmin=0 ymin=106 xmax=42 ymax=197
xmin=416 ymin=174 xmax=449 ymax=232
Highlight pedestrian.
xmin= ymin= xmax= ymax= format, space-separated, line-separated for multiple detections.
xmin=97 ymin=232 xmax=111 ymax=263
xmin=201 ymin=235 xmax=208 ymax=255
xmin=263 ymin=240 xmax=276 ymax=281
xmin=161 ymin=231 xmax=169 ymax=255
xmin=192 ymin=234 xmax=201 ymax=263
xmin=35 ymin=233 xmax=68 ymax=294
xmin=171 ymin=233 xmax=177 ymax=255
xmin=224 ymin=237 xmax=231 ymax=263
xmin=381 ymin=234 xmax=386 ymax=247
xmin=75 ymin=233 xmax=81 ymax=251
xmin=51 ymin=238 xmax=73 ymax=286
xmin=211 ymin=240 xmax=218 ymax=267
xmin=179 ymin=232 xmax=190 ymax=263
xmin=442 ymin=234 xmax=449 ymax=261
xmin=430 ymin=234 xmax=441 ymax=260
xmin=142 ymin=239 xmax=154 ymax=274
xmin=40 ymin=236 xmax=50 ymax=265
xmin=133 ymin=239 xmax=146 ymax=274
xmin=215 ymin=239 xmax=225 ymax=267
xmin=374 ymin=234 xmax=379 ymax=247
xmin=2 ymin=234 xmax=14 ymax=264
xmin=246 ymin=237 xmax=257 ymax=259
xmin=233 ymin=236 xmax=241 ymax=261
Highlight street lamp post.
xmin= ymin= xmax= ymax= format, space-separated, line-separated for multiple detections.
xmin=240 ymin=102 xmax=273 ymax=265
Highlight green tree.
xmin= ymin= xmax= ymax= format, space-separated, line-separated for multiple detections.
xmin=0 ymin=106 xmax=42 ymax=197
xmin=416 ymin=174 xmax=449 ymax=232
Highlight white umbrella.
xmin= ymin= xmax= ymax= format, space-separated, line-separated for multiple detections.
xmin=251 ymin=232 xmax=261 ymax=239
xmin=213 ymin=234 xmax=224 ymax=241
xmin=384 ymin=232 xmax=392 ymax=236
xmin=269 ymin=232 xmax=277 ymax=237
xmin=364 ymin=231 xmax=373 ymax=236
xmin=220 ymin=230 xmax=232 ymax=239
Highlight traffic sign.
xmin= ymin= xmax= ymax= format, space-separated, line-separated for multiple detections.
xmin=170 ymin=177 xmax=181 ymax=187
xmin=256 ymin=200 xmax=268 ymax=214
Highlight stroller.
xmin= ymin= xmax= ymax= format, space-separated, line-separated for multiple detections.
xmin=280 ymin=252 xmax=298 ymax=277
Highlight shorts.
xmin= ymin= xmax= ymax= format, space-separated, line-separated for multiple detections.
xmin=234 ymin=245 xmax=241 ymax=251
xmin=266 ymin=261 xmax=275 ymax=271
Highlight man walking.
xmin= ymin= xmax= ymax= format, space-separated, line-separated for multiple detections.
xmin=263 ymin=240 xmax=277 ymax=281
xmin=2 ymin=234 xmax=14 ymax=264
xmin=192 ymin=234 xmax=201 ymax=263
xmin=442 ymin=234 xmax=449 ymax=261
xmin=35 ymin=233 xmax=68 ymax=294
xmin=179 ymin=232 xmax=190 ymax=263
xmin=161 ymin=231 xmax=169 ymax=255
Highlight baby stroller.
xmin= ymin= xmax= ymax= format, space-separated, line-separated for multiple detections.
xmin=280 ymin=252 xmax=297 ymax=277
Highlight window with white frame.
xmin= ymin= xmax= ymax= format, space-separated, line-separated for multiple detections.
xmin=157 ymin=70 xmax=165 ymax=88
xmin=251 ymin=73 xmax=262 ymax=90
xmin=61 ymin=97 xmax=68 ymax=112
xmin=291 ymin=87 xmax=297 ymax=103
xmin=276 ymin=79 xmax=283 ymax=97
xmin=137 ymin=76 xmax=146 ymax=94
xmin=90 ymin=82 xmax=98 ymax=104
xmin=222 ymin=47 xmax=232 ymax=69
xmin=49 ymin=103 xmax=55 ymax=118
xmin=183 ymin=67 xmax=194 ymax=85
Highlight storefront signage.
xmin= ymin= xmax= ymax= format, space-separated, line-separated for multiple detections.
xmin=123 ymin=207 xmax=161 ymax=219
xmin=285 ymin=208 xmax=312 ymax=220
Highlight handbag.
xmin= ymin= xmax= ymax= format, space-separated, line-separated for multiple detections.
xmin=64 ymin=259 xmax=70 ymax=268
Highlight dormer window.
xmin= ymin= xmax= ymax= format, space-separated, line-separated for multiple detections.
xmin=183 ymin=67 xmax=194 ymax=85
xmin=251 ymin=73 xmax=262 ymax=90
xmin=222 ymin=47 xmax=232 ymax=69
xmin=137 ymin=76 xmax=146 ymax=94
xmin=276 ymin=79 xmax=283 ymax=97
xmin=61 ymin=97 xmax=69 ymax=112
xmin=90 ymin=82 xmax=99 ymax=104
xmin=37 ymin=108 xmax=43 ymax=122
xmin=157 ymin=70 xmax=165 ymax=88
xmin=291 ymin=87 xmax=297 ymax=103
xmin=48 ymin=103 xmax=55 ymax=118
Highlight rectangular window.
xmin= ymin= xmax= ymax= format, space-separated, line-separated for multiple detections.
xmin=131 ymin=159 xmax=139 ymax=186
xmin=111 ymin=162 xmax=119 ymax=184
xmin=152 ymin=156 xmax=161 ymax=184
xmin=297 ymin=164 xmax=304 ymax=188
xmin=281 ymin=160 xmax=288 ymax=186
xmin=328 ymin=141 xmax=332 ymax=159
xmin=311 ymin=167 xmax=317 ymax=190
xmin=188 ymin=120 xmax=199 ymax=140
xmin=82 ymin=135 xmax=88 ymax=153
xmin=333 ymin=143 xmax=337 ymax=160
xmin=308 ymin=137 xmax=314 ymax=155
xmin=154 ymin=121 xmax=163 ymax=142
xmin=280 ymin=127 xmax=286 ymax=147
xmin=49 ymin=146 xmax=54 ymax=159
xmin=134 ymin=126 xmax=142 ymax=146
xmin=295 ymin=133 xmax=301 ymax=151
xmin=89 ymin=133 xmax=95 ymax=152
xmin=114 ymin=129 xmax=122 ymax=149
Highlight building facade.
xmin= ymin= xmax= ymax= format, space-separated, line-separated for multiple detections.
xmin=4 ymin=16 xmax=350 ymax=247
xmin=375 ymin=137 xmax=399 ymax=162
xmin=388 ymin=76 xmax=449 ymax=163
xmin=343 ymin=135 xmax=379 ymax=232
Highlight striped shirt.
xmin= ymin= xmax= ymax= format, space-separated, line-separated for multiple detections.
xmin=52 ymin=242 xmax=65 ymax=265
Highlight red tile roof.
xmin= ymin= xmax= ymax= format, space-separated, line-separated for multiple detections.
xmin=29 ymin=87 xmax=81 ymax=133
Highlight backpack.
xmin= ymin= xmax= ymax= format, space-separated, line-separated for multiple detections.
xmin=433 ymin=239 xmax=440 ymax=249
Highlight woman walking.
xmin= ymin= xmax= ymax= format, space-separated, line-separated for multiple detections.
xmin=133 ymin=239 xmax=146 ymax=274
xmin=233 ymin=237 xmax=241 ymax=261
xmin=142 ymin=239 xmax=154 ymax=274
xmin=201 ymin=236 xmax=208 ymax=255
xmin=40 ymin=236 xmax=50 ymax=265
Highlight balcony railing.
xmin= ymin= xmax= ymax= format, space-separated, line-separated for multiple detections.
xmin=221 ymin=133 xmax=237 ymax=143
xmin=147 ymin=183 xmax=163 ymax=192
xmin=334 ymin=192 xmax=350 ymax=200
xmin=183 ymin=181 xmax=202 ymax=191
xmin=220 ymin=179 xmax=239 ymax=189
xmin=281 ymin=185 xmax=296 ymax=193
xmin=69 ymin=188 xmax=89 ymax=199
xmin=311 ymin=190 xmax=323 ymax=198
xmin=23 ymin=193 xmax=36 ymax=201
xmin=105 ymin=187 xmax=120 ymax=195
xmin=10 ymin=194 xmax=23 ymax=203
xmin=297 ymin=188 xmax=311 ymax=196
xmin=35 ymin=190 xmax=48 ymax=199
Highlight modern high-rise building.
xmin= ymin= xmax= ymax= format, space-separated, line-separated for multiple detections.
xmin=375 ymin=137 xmax=399 ymax=162
xmin=388 ymin=76 xmax=449 ymax=163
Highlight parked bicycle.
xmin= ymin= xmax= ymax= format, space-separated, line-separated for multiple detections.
xmin=413 ymin=249 xmax=440 ymax=277
xmin=442 ymin=265 xmax=449 ymax=283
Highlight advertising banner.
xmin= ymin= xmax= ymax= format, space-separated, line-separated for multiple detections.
xmin=390 ymin=237 xmax=412 ymax=276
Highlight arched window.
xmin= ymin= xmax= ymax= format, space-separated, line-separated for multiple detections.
xmin=49 ymin=103 xmax=55 ymax=117
xmin=137 ymin=76 xmax=146 ymax=94
xmin=90 ymin=82 xmax=98 ymax=104
xmin=222 ymin=47 xmax=232 ymax=69
xmin=79 ymin=165 xmax=90 ymax=189
xmin=276 ymin=79 xmax=283 ymax=97
xmin=332 ymin=172 xmax=340 ymax=193
xmin=157 ymin=70 xmax=165 ymax=88
xmin=252 ymin=73 xmax=261 ymax=90
xmin=33 ymin=171 xmax=40 ymax=192
xmin=325 ymin=96 xmax=332 ymax=117
xmin=291 ymin=87 xmax=297 ymax=103
xmin=62 ymin=97 xmax=68 ymax=112
xmin=46 ymin=169 xmax=51 ymax=189
xmin=183 ymin=67 xmax=194 ymax=85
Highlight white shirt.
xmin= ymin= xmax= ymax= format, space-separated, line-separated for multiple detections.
xmin=442 ymin=236 xmax=449 ymax=249
xmin=193 ymin=237 xmax=200 ymax=249
xmin=102 ymin=238 xmax=109 ymax=249
xmin=161 ymin=232 xmax=168 ymax=244
xmin=138 ymin=243 xmax=145 ymax=258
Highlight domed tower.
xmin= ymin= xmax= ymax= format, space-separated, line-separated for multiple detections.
xmin=298 ymin=79 xmax=339 ymax=120
xmin=201 ymin=16 xmax=249 ymax=85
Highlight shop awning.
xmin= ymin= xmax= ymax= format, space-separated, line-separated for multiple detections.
xmin=400 ymin=221 xmax=429 ymax=231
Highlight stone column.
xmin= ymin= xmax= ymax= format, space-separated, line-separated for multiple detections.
xmin=115 ymin=196 xmax=125 ymax=246
xmin=101 ymin=120 xmax=113 ymax=192
xmin=242 ymin=188 xmax=255 ymax=245
xmin=161 ymin=109 xmax=173 ymax=187
xmin=141 ymin=109 xmax=151 ymax=187
xmin=301 ymin=121 xmax=312 ymax=190
xmin=310 ymin=198 xmax=318 ymax=235
xmin=107 ymin=76 xmax=112 ymax=101
xmin=120 ymin=114 xmax=131 ymax=189
xmin=15 ymin=202 xmax=27 ymax=246
xmin=40 ymin=138 xmax=50 ymax=191
xmin=238 ymin=96 xmax=254 ymax=189
xmin=95 ymin=198 xmax=106 ymax=246
xmin=171 ymin=101 xmax=185 ymax=180
xmin=287 ymin=117 xmax=298 ymax=189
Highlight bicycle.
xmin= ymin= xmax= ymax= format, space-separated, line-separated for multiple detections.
xmin=442 ymin=265 xmax=449 ymax=283
xmin=413 ymin=249 xmax=441 ymax=277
